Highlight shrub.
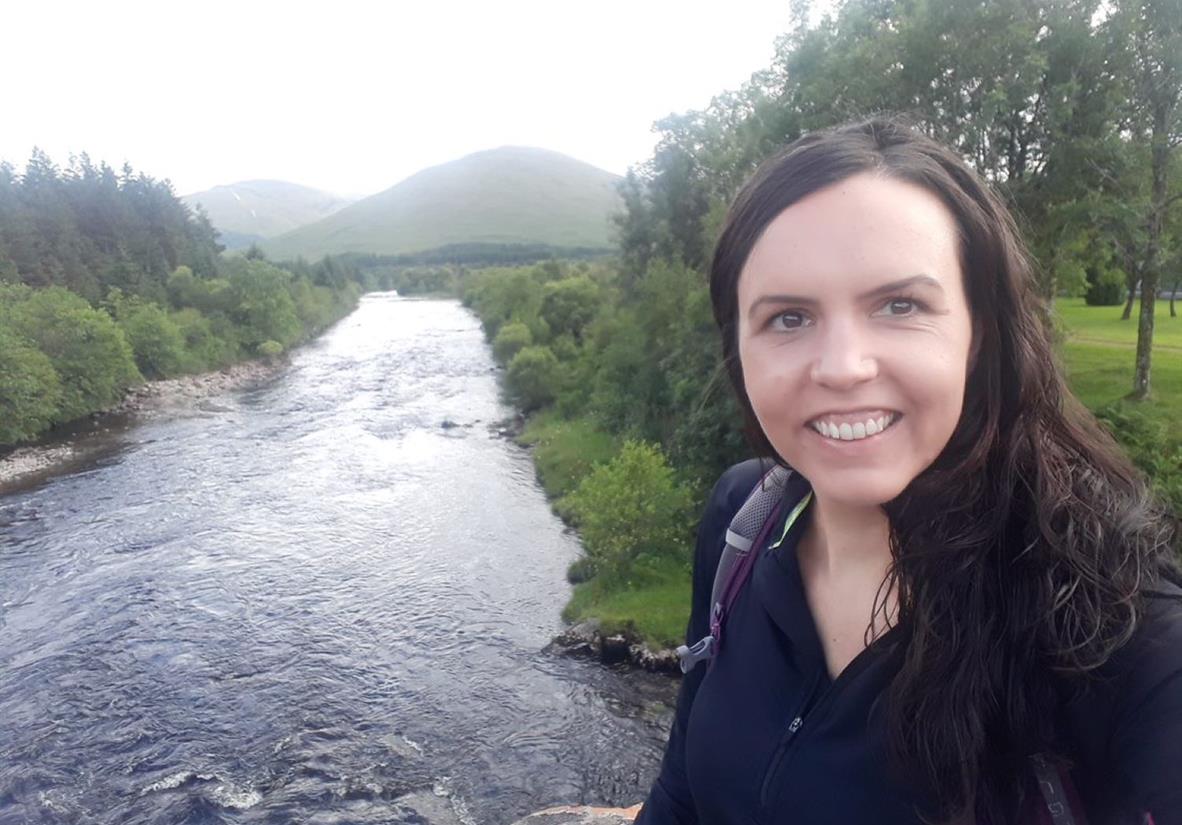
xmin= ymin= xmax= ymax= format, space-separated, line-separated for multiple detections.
xmin=225 ymin=259 xmax=302 ymax=350
xmin=1094 ymin=403 xmax=1182 ymax=517
xmin=563 ymin=440 xmax=693 ymax=585
xmin=1084 ymin=266 xmax=1125 ymax=306
xmin=9 ymin=287 xmax=141 ymax=421
xmin=506 ymin=345 xmax=559 ymax=411
xmin=257 ymin=340 xmax=283 ymax=359
xmin=492 ymin=320 xmax=532 ymax=363
xmin=0 ymin=328 xmax=63 ymax=445
xmin=112 ymin=297 xmax=187 ymax=379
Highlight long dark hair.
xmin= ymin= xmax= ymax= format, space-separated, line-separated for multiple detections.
xmin=710 ymin=117 xmax=1181 ymax=823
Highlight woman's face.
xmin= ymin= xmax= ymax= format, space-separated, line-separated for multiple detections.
xmin=736 ymin=172 xmax=975 ymax=509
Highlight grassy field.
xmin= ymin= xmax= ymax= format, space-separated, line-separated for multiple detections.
xmin=538 ymin=297 xmax=1181 ymax=650
xmin=1056 ymin=297 xmax=1181 ymax=438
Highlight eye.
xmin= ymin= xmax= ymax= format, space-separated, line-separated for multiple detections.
xmin=872 ymin=297 xmax=922 ymax=317
xmin=769 ymin=310 xmax=813 ymax=331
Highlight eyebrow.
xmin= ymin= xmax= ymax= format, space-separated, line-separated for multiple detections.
xmin=745 ymin=274 xmax=946 ymax=320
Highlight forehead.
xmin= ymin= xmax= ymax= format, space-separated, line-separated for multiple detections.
xmin=738 ymin=173 xmax=963 ymax=299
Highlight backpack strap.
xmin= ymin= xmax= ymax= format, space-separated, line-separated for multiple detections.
xmin=676 ymin=464 xmax=810 ymax=673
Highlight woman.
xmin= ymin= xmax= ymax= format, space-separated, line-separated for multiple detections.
xmin=635 ymin=119 xmax=1182 ymax=825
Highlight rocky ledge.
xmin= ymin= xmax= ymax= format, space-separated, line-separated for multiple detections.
xmin=510 ymin=804 xmax=641 ymax=825
xmin=543 ymin=620 xmax=681 ymax=674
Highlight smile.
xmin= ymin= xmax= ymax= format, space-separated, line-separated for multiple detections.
xmin=808 ymin=412 xmax=900 ymax=442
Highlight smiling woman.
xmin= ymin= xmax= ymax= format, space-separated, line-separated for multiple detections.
xmin=736 ymin=174 xmax=974 ymax=511
xmin=634 ymin=119 xmax=1182 ymax=825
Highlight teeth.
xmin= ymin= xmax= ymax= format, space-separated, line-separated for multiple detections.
xmin=811 ymin=413 xmax=897 ymax=442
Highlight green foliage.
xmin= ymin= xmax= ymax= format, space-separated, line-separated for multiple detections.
xmin=517 ymin=410 xmax=620 ymax=503
xmin=1084 ymin=266 xmax=1126 ymax=306
xmin=1094 ymin=403 xmax=1182 ymax=516
xmin=224 ymin=258 xmax=303 ymax=350
xmin=561 ymin=555 xmax=692 ymax=647
xmin=492 ymin=320 xmax=532 ymax=363
xmin=505 ymin=345 xmax=559 ymax=411
xmin=563 ymin=441 xmax=693 ymax=586
xmin=0 ymin=327 xmax=63 ymax=444
xmin=540 ymin=276 xmax=600 ymax=341
xmin=5 ymin=286 xmax=141 ymax=423
xmin=0 ymin=154 xmax=368 ymax=449
xmin=257 ymin=340 xmax=284 ymax=359
xmin=106 ymin=290 xmax=187 ymax=379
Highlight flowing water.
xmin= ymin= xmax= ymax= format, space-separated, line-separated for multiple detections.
xmin=0 ymin=293 xmax=678 ymax=825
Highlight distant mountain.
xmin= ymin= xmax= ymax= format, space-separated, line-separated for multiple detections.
xmin=261 ymin=147 xmax=622 ymax=260
xmin=182 ymin=180 xmax=353 ymax=250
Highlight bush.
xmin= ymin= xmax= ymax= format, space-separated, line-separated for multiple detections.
xmin=563 ymin=440 xmax=693 ymax=585
xmin=9 ymin=287 xmax=141 ymax=421
xmin=257 ymin=339 xmax=283 ymax=359
xmin=171 ymin=308 xmax=238 ymax=371
xmin=0 ymin=328 xmax=63 ymax=445
xmin=1094 ymin=403 xmax=1182 ymax=517
xmin=225 ymin=259 xmax=302 ymax=350
xmin=1084 ymin=266 xmax=1125 ymax=306
xmin=111 ymin=296 xmax=187 ymax=379
xmin=506 ymin=345 xmax=559 ymax=411
xmin=492 ymin=320 xmax=532 ymax=363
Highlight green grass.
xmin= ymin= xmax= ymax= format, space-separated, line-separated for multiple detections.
xmin=561 ymin=556 xmax=693 ymax=648
xmin=1056 ymin=297 xmax=1182 ymax=440
xmin=1056 ymin=297 xmax=1182 ymax=350
xmin=517 ymin=410 xmax=619 ymax=504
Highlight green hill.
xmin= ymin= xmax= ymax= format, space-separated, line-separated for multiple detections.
xmin=182 ymin=180 xmax=353 ymax=249
xmin=261 ymin=147 xmax=622 ymax=260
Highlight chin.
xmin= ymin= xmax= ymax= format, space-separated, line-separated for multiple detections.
xmin=798 ymin=470 xmax=911 ymax=510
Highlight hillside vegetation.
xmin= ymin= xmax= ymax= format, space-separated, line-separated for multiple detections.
xmin=263 ymin=147 xmax=621 ymax=260
xmin=182 ymin=180 xmax=352 ymax=250
xmin=0 ymin=153 xmax=365 ymax=447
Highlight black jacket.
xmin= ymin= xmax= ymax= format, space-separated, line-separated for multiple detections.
xmin=636 ymin=460 xmax=1182 ymax=825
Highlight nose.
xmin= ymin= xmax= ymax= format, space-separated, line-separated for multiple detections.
xmin=809 ymin=318 xmax=878 ymax=389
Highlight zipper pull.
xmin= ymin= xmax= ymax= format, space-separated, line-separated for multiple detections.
xmin=787 ymin=716 xmax=803 ymax=735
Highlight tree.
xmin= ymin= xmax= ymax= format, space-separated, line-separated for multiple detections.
xmin=563 ymin=441 xmax=693 ymax=584
xmin=540 ymin=277 xmax=600 ymax=342
xmin=1105 ymin=0 xmax=1182 ymax=398
xmin=0 ymin=327 xmax=63 ymax=445
xmin=506 ymin=345 xmax=560 ymax=411
xmin=8 ymin=287 xmax=141 ymax=421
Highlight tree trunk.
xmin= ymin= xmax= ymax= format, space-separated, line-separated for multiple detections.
xmin=1122 ymin=277 xmax=1138 ymax=320
xmin=1131 ymin=99 xmax=1169 ymax=400
xmin=1171 ymin=276 xmax=1178 ymax=318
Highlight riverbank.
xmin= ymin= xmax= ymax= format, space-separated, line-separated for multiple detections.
xmin=0 ymin=358 xmax=285 ymax=491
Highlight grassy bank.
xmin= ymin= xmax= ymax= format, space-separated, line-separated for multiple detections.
xmin=527 ymin=297 xmax=1180 ymax=650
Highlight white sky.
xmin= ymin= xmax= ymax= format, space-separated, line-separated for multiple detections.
xmin=2 ymin=0 xmax=796 ymax=198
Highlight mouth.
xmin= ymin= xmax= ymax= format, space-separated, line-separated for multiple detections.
xmin=807 ymin=411 xmax=902 ymax=443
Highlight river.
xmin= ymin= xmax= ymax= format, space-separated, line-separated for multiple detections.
xmin=0 ymin=293 xmax=677 ymax=825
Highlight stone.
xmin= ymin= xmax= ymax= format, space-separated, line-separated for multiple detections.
xmin=509 ymin=804 xmax=641 ymax=825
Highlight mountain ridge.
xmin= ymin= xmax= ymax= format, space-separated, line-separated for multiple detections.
xmin=182 ymin=180 xmax=353 ymax=249
xmin=260 ymin=146 xmax=622 ymax=260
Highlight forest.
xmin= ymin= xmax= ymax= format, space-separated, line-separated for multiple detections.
xmin=449 ymin=0 xmax=1182 ymax=645
xmin=0 ymin=153 xmax=364 ymax=446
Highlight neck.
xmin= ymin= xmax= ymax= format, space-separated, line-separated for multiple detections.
xmin=799 ymin=493 xmax=893 ymax=582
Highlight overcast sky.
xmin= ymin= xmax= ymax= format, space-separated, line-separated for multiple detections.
xmin=3 ymin=1 xmax=797 ymax=198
